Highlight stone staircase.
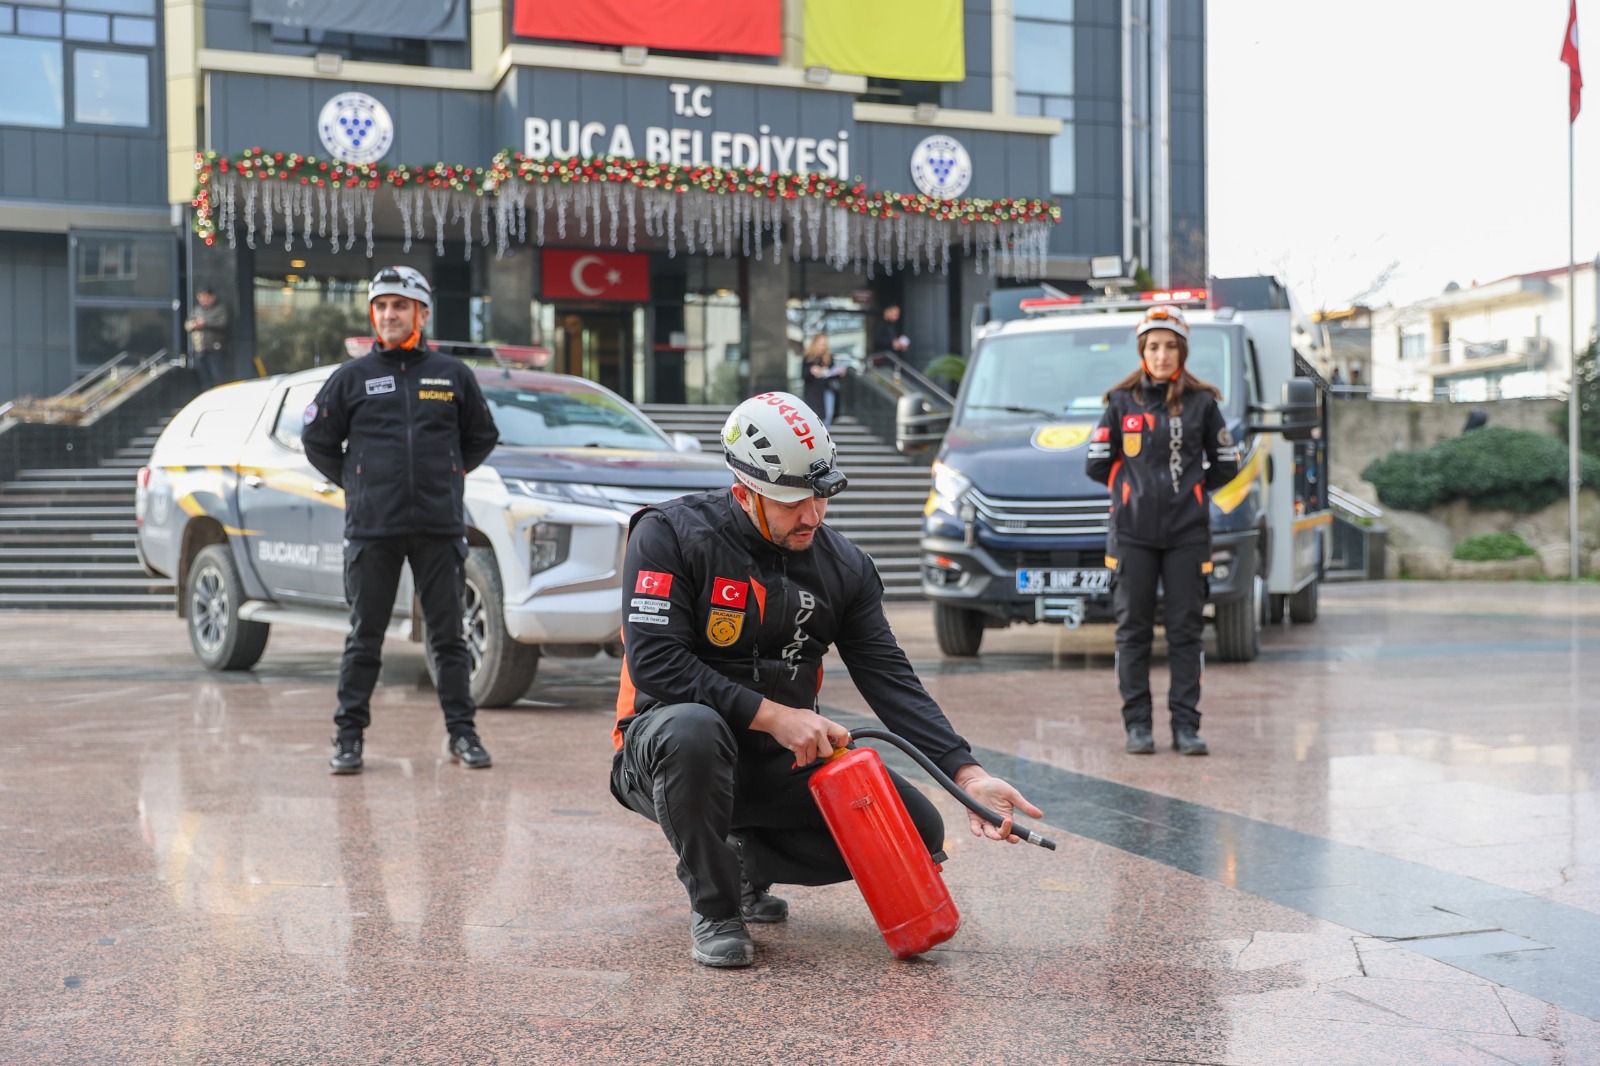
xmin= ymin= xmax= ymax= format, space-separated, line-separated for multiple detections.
xmin=0 ymin=422 xmax=174 ymax=609
xmin=642 ymin=405 xmax=930 ymax=601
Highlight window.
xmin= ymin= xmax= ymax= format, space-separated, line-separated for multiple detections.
xmin=1014 ymin=6 xmax=1074 ymax=196
xmin=0 ymin=35 xmax=63 ymax=128
xmin=1399 ymin=332 xmax=1425 ymax=360
xmin=272 ymin=383 xmax=324 ymax=450
xmin=73 ymin=48 xmax=146 ymax=126
xmin=0 ymin=0 xmax=156 ymax=130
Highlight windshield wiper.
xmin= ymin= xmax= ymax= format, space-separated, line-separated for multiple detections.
xmin=966 ymin=404 xmax=1065 ymax=419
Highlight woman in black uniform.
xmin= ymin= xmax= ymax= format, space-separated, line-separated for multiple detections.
xmin=1085 ymin=305 xmax=1239 ymax=756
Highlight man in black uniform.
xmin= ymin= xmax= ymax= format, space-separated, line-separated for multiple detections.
xmin=610 ymin=391 xmax=1042 ymax=968
xmin=303 ymin=266 xmax=501 ymax=774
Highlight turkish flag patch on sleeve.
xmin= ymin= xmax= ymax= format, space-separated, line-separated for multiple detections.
xmin=635 ymin=570 xmax=674 ymax=597
xmin=712 ymin=577 xmax=748 ymax=609
xmin=1122 ymin=414 xmax=1144 ymax=433
xmin=1092 ymin=426 xmax=1110 ymax=442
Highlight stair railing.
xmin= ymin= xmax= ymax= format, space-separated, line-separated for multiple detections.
xmin=4 ymin=349 xmax=172 ymax=425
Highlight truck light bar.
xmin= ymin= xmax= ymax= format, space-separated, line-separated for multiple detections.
xmin=1019 ymin=288 xmax=1210 ymax=315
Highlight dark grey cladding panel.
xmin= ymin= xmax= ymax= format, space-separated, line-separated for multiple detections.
xmin=1171 ymin=0 xmax=1205 ymax=40
xmin=1075 ymin=19 xmax=1120 ymax=102
xmin=1053 ymin=194 xmax=1119 ymax=257
xmin=66 ymin=135 xmax=98 ymax=202
xmin=32 ymin=136 xmax=65 ymax=202
xmin=1 ymin=132 xmax=31 ymax=198
xmin=965 ymin=5 xmax=993 ymax=76
xmin=209 ymin=73 xmax=490 ymax=162
xmin=1075 ymin=0 xmax=1122 ymax=27
xmin=206 ymin=0 xmax=255 ymax=52
xmin=945 ymin=75 xmax=991 ymax=114
xmin=854 ymin=123 xmax=1050 ymax=200
xmin=0 ymin=53 xmax=186 ymax=205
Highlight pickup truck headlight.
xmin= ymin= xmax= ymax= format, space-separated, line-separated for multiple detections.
xmin=925 ymin=461 xmax=972 ymax=518
xmin=509 ymin=478 xmax=612 ymax=507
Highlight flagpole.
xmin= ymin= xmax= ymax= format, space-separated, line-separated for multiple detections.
xmin=1570 ymin=118 xmax=1580 ymax=581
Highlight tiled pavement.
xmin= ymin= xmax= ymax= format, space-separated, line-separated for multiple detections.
xmin=1 ymin=581 xmax=1596 ymax=1064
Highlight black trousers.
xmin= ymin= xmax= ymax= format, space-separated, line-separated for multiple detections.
xmin=195 ymin=348 xmax=226 ymax=390
xmin=334 ymin=535 xmax=476 ymax=741
xmin=611 ymin=703 xmax=945 ymax=921
xmin=1113 ymin=542 xmax=1209 ymax=736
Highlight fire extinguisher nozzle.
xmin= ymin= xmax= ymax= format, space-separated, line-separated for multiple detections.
xmin=1019 ymin=828 xmax=1058 ymax=850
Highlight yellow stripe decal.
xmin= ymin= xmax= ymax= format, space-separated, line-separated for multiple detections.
xmin=1212 ymin=445 xmax=1265 ymax=515
xmin=1294 ymin=511 xmax=1334 ymax=531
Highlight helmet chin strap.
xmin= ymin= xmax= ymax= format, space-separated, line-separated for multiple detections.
xmin=1140 ymin=356 xmax=1184 ymax=383
xmin=750 ymin=488 xmax=775 ymax=543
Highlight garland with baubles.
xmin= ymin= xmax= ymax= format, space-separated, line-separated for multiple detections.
xmin=190 ymin=147 xmax=1062 ymax=278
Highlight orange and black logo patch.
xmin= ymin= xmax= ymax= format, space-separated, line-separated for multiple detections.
xmin=706 ymin=607 xmax=744 ymax=647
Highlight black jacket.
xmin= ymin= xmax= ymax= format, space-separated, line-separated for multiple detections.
xmin=613 ymin=489 xmax=975 ymax=778
xmin=1085 ymin=378 xmax=1239 ymax=554
xmin=302 ymin=341 xmax=500 ymax=539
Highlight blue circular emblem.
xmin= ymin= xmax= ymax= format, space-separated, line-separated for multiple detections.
xmin=318 ymin=92 xmax=394 ymax=166
xmin=909 ymin=135 xmax=973 ymax=200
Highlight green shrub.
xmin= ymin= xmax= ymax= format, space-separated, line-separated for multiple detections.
xmin=924 ymin=354 xmax=967 ymax=390
xmin=1362 ymin=426 xmax=1600 ymax=514
xmin=1453 ymin=531 xmax=1537 ymax=562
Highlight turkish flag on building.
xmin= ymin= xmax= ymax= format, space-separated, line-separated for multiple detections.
xmin=1563 ymin=0 xmax=1583 ymax=122
xmin=542 ymin=249 xmax=651 ymax=302
xmin=513 ymin=0 xmax=779 ymax=57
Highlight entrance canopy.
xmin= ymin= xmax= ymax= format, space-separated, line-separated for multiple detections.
xmin=193 ymin=150 xmax=1061 ymax=280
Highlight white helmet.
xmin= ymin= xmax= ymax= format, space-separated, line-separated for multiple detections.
xmin=722 ymin=392 xmax=847 ymax=504
xmin=368 ymin=265 xmax=432 ymax=309
xmin=1135 ymin=304 xmax=1189 ymax=341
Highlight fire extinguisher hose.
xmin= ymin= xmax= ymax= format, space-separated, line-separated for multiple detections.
xmin=848 ymin=728 xmax=1058 ymax=851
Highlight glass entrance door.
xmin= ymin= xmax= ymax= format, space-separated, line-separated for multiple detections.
xmin=554 ymin=309 xmax=630 ymax=397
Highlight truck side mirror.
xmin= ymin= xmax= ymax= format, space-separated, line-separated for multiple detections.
xmin=1246 ymin=376 xmax=1320 ymax=441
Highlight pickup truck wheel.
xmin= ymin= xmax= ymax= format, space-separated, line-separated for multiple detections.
xmin=425 ymin=546 xmax=539 ymax=708
xmin=1212 ymin=554 xmax=1262 ymax=662
xmin=1289 ymin=578 xmax=1319 ymax=623
xmin=933 ymin=603 xmax=985 ymax=657
xmin=187 ymin=544 xmax=269 ymax=671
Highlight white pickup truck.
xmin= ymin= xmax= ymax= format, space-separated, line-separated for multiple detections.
xmin=136 ymin=362 xmax=728 ymax=705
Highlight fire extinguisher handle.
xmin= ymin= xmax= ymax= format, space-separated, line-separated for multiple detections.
xmin=848 ymin=728 xmax=1058 ymax=851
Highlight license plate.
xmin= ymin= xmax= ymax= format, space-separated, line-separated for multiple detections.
xmin=1016 ymin=568 xmax=1112 ymax=595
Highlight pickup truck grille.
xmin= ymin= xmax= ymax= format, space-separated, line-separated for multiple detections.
xmin=968 ymin=488 xmax=1111 ymax=537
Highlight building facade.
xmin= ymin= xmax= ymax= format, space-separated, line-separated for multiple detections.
xmin=1369 ymin=264 xmax=1598 ymax=402
xmin=0 ymin=0 xmax=1206 ymax=407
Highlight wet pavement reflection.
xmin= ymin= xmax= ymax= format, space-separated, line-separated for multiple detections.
xmin=1 ymin=581 xmax=1597 ymax=1064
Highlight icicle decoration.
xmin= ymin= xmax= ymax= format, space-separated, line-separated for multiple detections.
xmin=199 ymin=163 xmax=1057 ymax=281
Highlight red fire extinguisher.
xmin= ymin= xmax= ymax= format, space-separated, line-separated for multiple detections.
xmin=809 ymin=727 xmax=1055 ymax=959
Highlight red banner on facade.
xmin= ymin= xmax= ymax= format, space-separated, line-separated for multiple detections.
xmin=512 ymin=0 xmax=780 ymax=57
xmin=542 ymin=249 xmax=651 ymax=302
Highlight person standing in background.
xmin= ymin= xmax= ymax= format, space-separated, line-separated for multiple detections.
xmin=801 ymin=334 xmax=844 ymax=426
xmin=185 ymin=288 xmax=230 ymax=390
xmin=303 ymin=266 xmax=501 ymax=775
xmin=874 ymin=305 xmax=910 ymax=360
xmin=1085 ymin=305 xmax=1238 ymax=757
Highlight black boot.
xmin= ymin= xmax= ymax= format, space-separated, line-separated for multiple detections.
xmin=728 ymin=834 xmax=788 ymax=923
xmin=689 ymin=912 xmax=754 ymax=968
xmin=1125 ymin=725 xmax=1155 ymax=755
xmin=448 ymin=734 xmax=492 ymax=768
xmin=329 ymin=735 xmax=363 ymax=774
xmin=1173 ymin=729 xmax=1209 ymax=756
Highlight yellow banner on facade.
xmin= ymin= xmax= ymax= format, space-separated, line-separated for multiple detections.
xmin=803 ymin=0 xmax=965 ymax=82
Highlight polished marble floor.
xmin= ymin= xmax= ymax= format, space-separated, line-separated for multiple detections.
xmin=1 ymin=582 xmax=1596 ymax=1064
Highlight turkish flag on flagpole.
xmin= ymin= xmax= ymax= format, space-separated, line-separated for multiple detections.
xmin=1563 ymin=0 xmax=1583 ymax=122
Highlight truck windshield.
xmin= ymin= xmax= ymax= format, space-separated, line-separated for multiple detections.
xmin=959 ymin=324 xmax=1232 ymax=424
xmin=482 ymin=384 xmax=671 ymax=451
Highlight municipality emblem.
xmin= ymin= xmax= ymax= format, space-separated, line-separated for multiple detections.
xmin=909 ymin=135 xmax=973 ymax=200
xmin=318 ymin=92 xmax=394 ymax=166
